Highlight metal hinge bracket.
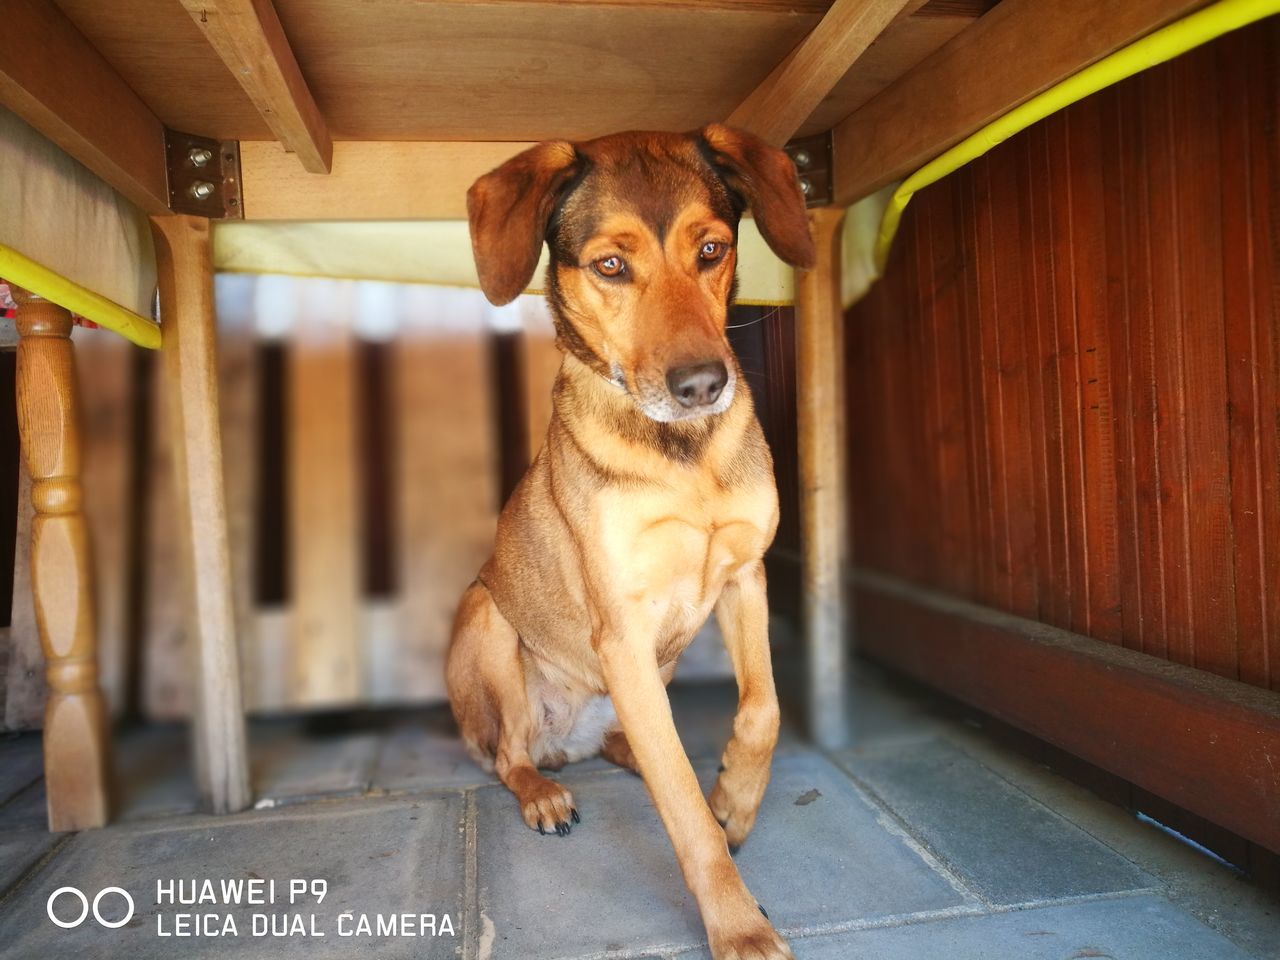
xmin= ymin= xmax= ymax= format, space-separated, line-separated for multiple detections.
xmin=785 ymin=131 xmax=834 ymax=208
xmin=165 ymin=129 xmax=243 ymax=219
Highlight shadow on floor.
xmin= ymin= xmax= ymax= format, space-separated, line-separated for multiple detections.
xmin=0 ymin=664 xmax=1275 ymax=959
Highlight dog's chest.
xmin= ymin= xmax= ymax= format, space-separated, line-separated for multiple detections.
xmin=596 ymin=476 xmax=776 ymax=625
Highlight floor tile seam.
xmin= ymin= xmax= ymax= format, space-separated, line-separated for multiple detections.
xmin=0 ymin=830 xmax=73 ymax=909
xmin=820 ymin=746 xmax=989 ymax=909
xmin=935 ymin=727 xmax=1168 ymax=883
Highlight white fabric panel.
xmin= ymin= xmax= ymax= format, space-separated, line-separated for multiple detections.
xmin=213 ymin=218 xmax=798 ymax=304
xmin=0 ymin=106 xmax=156 ymax=318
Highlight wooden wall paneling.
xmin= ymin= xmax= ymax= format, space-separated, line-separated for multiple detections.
xmin=959 ymin=167 xmax=997 ymax=608
xmin=4 ymin=463 xmax=40 ymax=729
xmin=1097 ymin=82 xmax=1143 ymax=656
xmin=923 ymin=171 xmax=973 ymax=598
xmin=1144 ymin=64 xmax=1196 ymax=668
xmin=971 ymin=156 xmax=1013 ymax=610
xmin=393 ymin=286 xmax=498 ymax=704
xmin=212 ymin=274 xmax=261 ymax=707
xmin=1171 ymin=45 xmax=1238 ymax=679
xmin=76 ymin=327 xmax=136 ymax=718
xmin=995 ymin=144 xmax=1041 ymax=619
xmin=1043 ymin=112 xmax=1085 ymax=636
xmin=1022 ymin=120 xmax=1067 ymax=630
xmin=1113 ymin=77 xmax=1168 ymax=658
xmin=1063 ymin=100 xmax=1123 ymax=643
xmin=288 ymin=279 xmax=362 ymax=706
xmin=1225 ymin=23 xmax=1280 ymax=691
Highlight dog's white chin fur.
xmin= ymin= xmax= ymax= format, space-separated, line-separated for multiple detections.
xmin=635 ymin=372 xmax=737 ymax=423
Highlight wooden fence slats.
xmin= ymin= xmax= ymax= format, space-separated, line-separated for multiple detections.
xmin=393 ymin=286 xmax=497 ymax=704
xmin=288 ymin=280 xmax=363 ymax=707
xmin=77 ymin=327 xmax=137 ymax=718
xmin=212 ymin=274 xmax=260 ymax=706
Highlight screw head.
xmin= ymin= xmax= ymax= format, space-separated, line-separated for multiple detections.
xmin=189 ymin=181 xmax=215 ymax=200
xmin=188 ymin=147 xmax=214 ymax=167
xmin=798 ymin=177 xmax=813 ymax=196
xmin=792 ymin=149 xmax=812 ymax=168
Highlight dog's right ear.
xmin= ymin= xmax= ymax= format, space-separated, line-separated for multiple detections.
xmin=467 ymin=141 xmax=580 ymax=306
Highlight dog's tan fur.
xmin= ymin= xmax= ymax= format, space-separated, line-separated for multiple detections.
xmin=447 ymin=125 xmax=814 ymax=960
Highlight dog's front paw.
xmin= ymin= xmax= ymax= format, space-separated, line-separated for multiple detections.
xmin=516 ymin=776 xmax=579 ymax=837
xmin=709 ymin=765 xmax=766 ymax=851
xmin=707 ymin=913 xmax=794 ymax=960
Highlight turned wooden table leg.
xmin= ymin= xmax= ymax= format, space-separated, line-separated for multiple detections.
xmin=12 ymin=288 xmax=111 ymax=831
xmin=796 ymin=207 xmax=850 ymax=750
xmin=151 ymin=214 xmax=252 ymax=815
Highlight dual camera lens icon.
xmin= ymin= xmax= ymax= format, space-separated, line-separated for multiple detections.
xmin=46 ymin=886 xmax=135 ymax=929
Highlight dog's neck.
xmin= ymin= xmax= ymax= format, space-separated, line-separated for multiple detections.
xmin=550 ymin=353 xmax=746 ymax=472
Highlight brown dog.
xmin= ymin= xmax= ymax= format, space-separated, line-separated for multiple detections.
xmin=447 ymin=125 xmax=814 ymax=960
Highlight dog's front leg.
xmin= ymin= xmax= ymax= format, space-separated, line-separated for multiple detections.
xmin=599 ymin=632 xmax=793 ymax=960
xmin=709 ymin=561 xmax=781 ymax=850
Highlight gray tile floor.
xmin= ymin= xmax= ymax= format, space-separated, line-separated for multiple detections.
xmin=0 ymin=666 xmax=1275 ymax=959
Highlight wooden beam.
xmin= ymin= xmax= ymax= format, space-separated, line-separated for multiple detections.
xmin=0 ymin=0 xmax=169 ymax=214
xmin=240 ymin=140 xmax=534 ymax=219
xmin=179 ymin=0 xmax=332 ymax=174
xmin=795 ymin=208 xmax=849 ymax=749
xmin=151 ymin=214 xmax=252 ymax=815
xmin=855 ymin=570 xmax=1280 ymax=854
xmin=832 ymin=0 xmax=1213 ymax=203
xmin=728 ymin=0 xmax=917 ymax=146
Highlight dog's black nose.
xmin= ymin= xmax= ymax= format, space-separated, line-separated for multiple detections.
xmin=667 ymin=361 xmax=728 ymax=408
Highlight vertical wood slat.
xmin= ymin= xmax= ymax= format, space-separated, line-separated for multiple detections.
xmin=143 ymin=349 xmax=189 ymax=718
xmin=151 ymin=214 xmax=251 ymax=815
xmin=288 ymin=279 xmax=362 ymax=707
xmin=394 ymin=286 xmax=498 ymax=703
xmin=211 ymin=275 xmax=260 ymax=707
xmin=1171 ymin=48 xmax=1238 ymax=678
xmin=76 ymin=328 xmax=136 ymax=717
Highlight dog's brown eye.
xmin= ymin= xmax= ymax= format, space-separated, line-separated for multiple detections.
xmin=700 ymin=241 xmax=724 ymax=262
xmin=594 ymin=256 xmax=625 ymax=278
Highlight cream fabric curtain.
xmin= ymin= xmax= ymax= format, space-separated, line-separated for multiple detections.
xmin=214 ymin=217 xmax=801 ymax=305
xmin=0 ymin=106 xmax=157 ymax=328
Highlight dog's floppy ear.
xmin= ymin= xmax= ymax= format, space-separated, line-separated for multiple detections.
xmin=467 ymin=141 xmax=580 ymax=305
xmin=699 ymin=124 xmax=815 ymax=269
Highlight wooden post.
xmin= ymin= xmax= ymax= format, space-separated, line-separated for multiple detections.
xmin=12 ymin=287 xmax=110 ymax=830
xmin=150 ymin=214 xmax=252 ymax=814
xmin=795 ymin=207 xmax=850 ymax=750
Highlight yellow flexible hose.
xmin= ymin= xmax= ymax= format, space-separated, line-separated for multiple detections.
xmin=0 ymin=243 xmax=161 ymax=350
xmin=874 ymin=0 xmax=1280 ymax=272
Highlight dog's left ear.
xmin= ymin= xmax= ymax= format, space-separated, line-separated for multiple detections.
xmin=467 ymin=141 xmax=581 ymax=305
xmin=699 ymin=124 xmax=816 ymax=269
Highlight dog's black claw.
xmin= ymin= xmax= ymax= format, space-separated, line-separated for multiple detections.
xmin=538 ymin=824 xmax=545 ymax=835
xmin=571 ymin=808 xmax=580 ymax=824
xmin=758 ymin=904 xmax=769 ymax=920
xmin=716 ymin=814 xmax=729 ymax=828
xmin=717 ymin=763 xmax=726 ymax=773
xmin=557 ymin=821 xmax=571 ymax=836
xmin=729 ymin=842 xmax=741 ymax=856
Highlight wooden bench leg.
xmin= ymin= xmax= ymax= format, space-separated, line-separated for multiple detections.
xmin=151 ymin=214 xmax=252 ymax=814
xmin=796 ymin=207 xmax=850 ymax=750
xmin=12 ymin=288 xmax=111 ymax=831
